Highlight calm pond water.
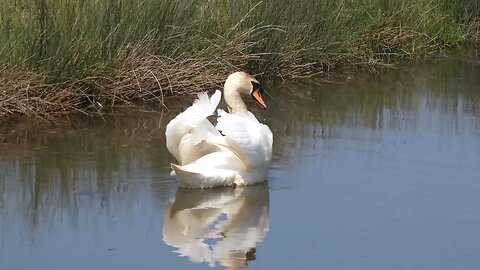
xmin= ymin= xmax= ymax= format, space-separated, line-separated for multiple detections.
xmin=1 ymin=55 xmax=480 ymax=270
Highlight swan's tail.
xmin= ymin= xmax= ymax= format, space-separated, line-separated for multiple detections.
xmin=171 ymin=163 xmax=200 ymax=186
xmin=171 ymin=161 xmax=242 ymax=188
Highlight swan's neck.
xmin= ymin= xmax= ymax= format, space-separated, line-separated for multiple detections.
xmin=224 ymin=86 xmax=247 ymax=114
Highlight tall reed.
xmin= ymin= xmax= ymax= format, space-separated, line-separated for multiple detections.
xmin=0 ymin=0 xmax=477 ymax=118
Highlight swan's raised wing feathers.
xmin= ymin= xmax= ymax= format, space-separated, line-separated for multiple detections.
xmin=166 ymin=90 xmax=222 ymax=163
xmin=216 ymin=109 xmax=273 ymax=167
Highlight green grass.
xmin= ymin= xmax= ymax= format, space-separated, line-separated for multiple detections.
xmin=0 ymin=0 xmax=478 ymax=118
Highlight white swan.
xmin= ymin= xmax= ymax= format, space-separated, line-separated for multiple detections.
xmin=165 ymin=72 xmax=273 ymax=188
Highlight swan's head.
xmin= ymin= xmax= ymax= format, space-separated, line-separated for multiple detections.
xmin=224 ymin=71 xmax=267 ymax=109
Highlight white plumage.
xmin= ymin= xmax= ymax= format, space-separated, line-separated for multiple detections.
xmin=165 ymin=72 xmax=273 ymax=188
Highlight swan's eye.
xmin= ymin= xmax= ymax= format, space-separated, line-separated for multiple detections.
xmin=251 ymin=81 xmax=263 ymax=94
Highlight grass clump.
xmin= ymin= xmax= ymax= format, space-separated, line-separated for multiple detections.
xmin=0 ymin=0 xmax=478 ymax=119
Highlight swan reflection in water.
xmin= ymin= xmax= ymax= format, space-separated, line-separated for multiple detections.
xmin=163 ymin=183 xmax=270 ymax=269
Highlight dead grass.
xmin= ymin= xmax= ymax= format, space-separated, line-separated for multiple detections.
xmin=468 ymin=18 xmax=480 ymax=43
xmin=0 ymin=1 xmax=478 ymax=121
xmin=0 ymin=71 xmax=84 ymax=119
xmin=0 ymin=23 xmax=470 ymax=120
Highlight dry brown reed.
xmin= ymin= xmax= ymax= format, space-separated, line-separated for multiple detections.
xmin=468 ymin=18 xmax=480 ymax=43
xmin=83 ymin=27 xmax=267 ymax=109
xmin=0 ymin=23 xmax=464 ymax=121
xmin=0 ymin=71 xmax=84 ymax=119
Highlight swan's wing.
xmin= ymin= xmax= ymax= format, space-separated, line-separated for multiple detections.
xmin=216 ymin=109 xmax=273 ymax=168
xmin=203 ymin=135 xmax=252 ymax=168
xmin=165 ymin=90 xmax=222 ymax=164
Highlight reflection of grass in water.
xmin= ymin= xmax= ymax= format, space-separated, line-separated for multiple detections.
xmin=1 ymin=58 xmax=480 ymax=234
xmin=0 ymin=113 xmax=177 ymax=236
xmin=268 ymin=59 xmax=480 ymax=162
xmin=1 ymin=0 xmax=479 ymax=118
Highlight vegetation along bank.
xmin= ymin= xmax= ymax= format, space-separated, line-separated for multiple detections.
xmin=0 ymin=0 xmax=479 ymax=119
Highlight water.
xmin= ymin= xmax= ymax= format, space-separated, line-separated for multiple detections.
xmin=1 ymin=56 xmax=480 ymax=269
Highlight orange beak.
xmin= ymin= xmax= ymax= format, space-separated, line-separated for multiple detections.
xmin=252 ymin=88 xmax=267 ymax=109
